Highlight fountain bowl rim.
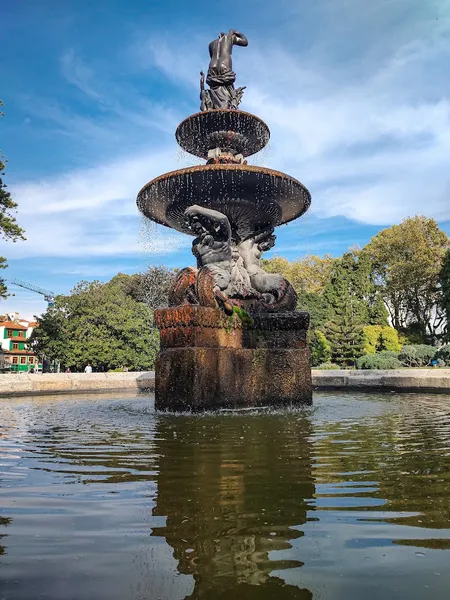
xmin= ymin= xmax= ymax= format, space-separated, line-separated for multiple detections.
xmin=137 ymin=163 xmax=311 ymax=234
xmin=175 ymin=109 xmax=271 ymax=159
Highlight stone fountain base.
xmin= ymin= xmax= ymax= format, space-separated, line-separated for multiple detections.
xmin=154 ymin=306 xmax=312 ymax=411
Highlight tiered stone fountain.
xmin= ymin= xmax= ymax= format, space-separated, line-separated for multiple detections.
xmin=137 ymin=30 xmax=312 ymax=410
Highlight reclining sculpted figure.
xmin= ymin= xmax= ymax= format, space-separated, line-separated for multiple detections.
xmin=185 ymin=205 xmax=234 ymax=311
xmin=238 ymin=228 xmax=298 ymax=312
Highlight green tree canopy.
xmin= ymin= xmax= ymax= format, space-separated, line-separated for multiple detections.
xmin=263 ymin=254 xmax=335 ymax=295
xmin=363 ymin=216 xmax=450 ymax=341
xmin=323 ymin=252 xmax=367 ymax=367
xmin=441 ymin=249 xmax=450 ymax=342
xmin=0 ymin=100 xmax=26 ymax=298
xmin=30 ymin=276 xmax=159 ymax=371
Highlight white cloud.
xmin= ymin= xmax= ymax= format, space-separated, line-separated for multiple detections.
xmin=133 ymin=8 xmax=450 ymax=226
xmin=0 ymin=148 xmax=190 ymax=258
xmin=5 ymin=2 xmax=450 ymax=270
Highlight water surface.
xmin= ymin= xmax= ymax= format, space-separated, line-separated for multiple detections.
xmin=1 ymin=391 xmax=450 ymax=599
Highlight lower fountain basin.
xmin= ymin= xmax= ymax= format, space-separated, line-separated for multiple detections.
xmin=137 ymin=164 xmax=311 ymax=239
xmin=176 ymin=109 xmax=270 ymax=159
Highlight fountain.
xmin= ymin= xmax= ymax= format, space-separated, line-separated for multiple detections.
xmin=137 ymin=29 xmax=312 ymax=410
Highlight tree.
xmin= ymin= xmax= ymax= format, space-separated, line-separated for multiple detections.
xmin=310 ymin=330 xmax=332 ymax=366
xmin=362 ymin=325 xmax=401 ymax=354
xmin=323 ymin=253 xmax=366 ymax=367
xmin=364 ymin=216 xmax=450 ymax=341
xmin=30 ymin=277 xmax=159 ymax=371
xmin=133 ymin=265 xmax=177 ymax=309
xmin=368 ymin=293 xmax=390 ymax=326
xmin=0 ymin=100 xmax=26 ymax=298
xmin=263 ymin=254 xmax=335 ymax=295
xmin=263 ymin=254 xmax=336 ymax=330
xmin=440 ymin=249 xmax=450 ymax=342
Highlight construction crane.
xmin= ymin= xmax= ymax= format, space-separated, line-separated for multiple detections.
xmin=10 ymin=279 xmax=56 ymax=307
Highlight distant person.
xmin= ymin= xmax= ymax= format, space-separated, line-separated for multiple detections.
xmin=84 ymin=363 xmax=93 ymax=373
xmin=65 ymin=367 xmax=71 ymax=373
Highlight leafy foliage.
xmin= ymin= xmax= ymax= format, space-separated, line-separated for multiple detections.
xmin=0 ymin=100 xmax=26 ymax=298
xmin=441 ymin=250 xmax=450 ymax=342
xmin=314 ymin=362 xmax=340 ymax=370
xmin=323 ymin=252 xmax=368 ymax=367
xmin=398 ymin=344 xmax=437 ymax=368
xmin=30 ymin=277 xmax=159 ymax=371
xmin=364 ymin=216 xmax=449 ymax=341
xmin=356 ymin=352 xmax=402 ymax=370
xmin=369 ymin=293 xmax=389 ymax=326
xmin=310 ymin=330 xmax=332 ymax=366
xmin=434 ymin=345 xmax=450 ymax=366
xmin=0 ymin=256 xmax=7 ymax=298
xmin=263 ymin=254 xmax=335 ymax=295
xmin=362 ymin=325 xmax=401 ymax=354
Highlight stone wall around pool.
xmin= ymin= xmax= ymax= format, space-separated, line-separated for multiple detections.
xmin=0 ymin=372 xmax=155 ymax=397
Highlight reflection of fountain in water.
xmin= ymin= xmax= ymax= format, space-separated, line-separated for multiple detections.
xmin=150 ymin=412 xmax=315 ymax=599
xmin=0 ymin=516 xmax=12 ymax=557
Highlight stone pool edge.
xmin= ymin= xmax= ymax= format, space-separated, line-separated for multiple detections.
xmin=312 ymin=368 xmax=450 ymax=393
xmin=1 ymin=369 xmax=450 ymax=398
xmin=0 ymin=372 xmax=155 ymax=397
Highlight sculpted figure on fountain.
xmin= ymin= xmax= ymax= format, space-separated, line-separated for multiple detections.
xmin=200 ymin=29 xmax=248 ymax=111
xmin=239 ymin=229 xmax=298 ymax=312
xmin=168 ymin=206 xmax=297 ymax=313
xmin=185 ymin=205 xmax=234 ymax=311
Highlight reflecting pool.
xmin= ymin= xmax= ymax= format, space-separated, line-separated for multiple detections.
xmin=1 ymin=391 xmax=450 ymax=599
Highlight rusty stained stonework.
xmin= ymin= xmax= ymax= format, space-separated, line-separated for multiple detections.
xmin=156 ymin=347 xmax=311 ymax=411
xmin=154 ymin=306 xmax=312 ymax=410
xmin=155 ymin=306 xmax=244 ymax=350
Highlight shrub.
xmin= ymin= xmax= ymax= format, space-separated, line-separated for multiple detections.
xmin=362 ymin=325 xmax=380 ymax=354
xmin=356 ymin=351 xmax=402 ymax=370
xmin=400 ymin=323 xmax=427 ymax=345
xmin=380 ymin=327 xmax=402 ymax=353
xmin=315 ymin=362 xmax=340 ymax=370
xmin=398 ymin=345 xmax=436 ymax=367
xmin=310 ymin=330 xmax=332 ymax=366
xmin=434 ymin=345 xmax=450 ymax=366
xmin=362 ymin=325 xmax=401 ymax=354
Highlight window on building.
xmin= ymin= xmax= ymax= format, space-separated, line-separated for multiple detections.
xmin=7 ymin=330 xmax=13 ymax=338
xmin=28 ymin=357 xmax=35 ymax=364
xmin=12 ymin=343 xmax=18 ymax=350
xmin=12 ymin=357 xmax=18 ymax=364
xmin=20 ymin=356 xmax=27 ymax=364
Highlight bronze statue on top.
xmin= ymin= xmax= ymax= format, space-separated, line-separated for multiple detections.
xmin=200 ymin=29 xmax=248 ymax=111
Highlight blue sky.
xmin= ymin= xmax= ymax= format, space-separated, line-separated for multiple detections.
xmin=1 ymin=0 xmax=450 ymax=318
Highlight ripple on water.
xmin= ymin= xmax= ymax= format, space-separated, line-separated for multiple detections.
xmin=0 ymin=391 xmax=450 ymax=600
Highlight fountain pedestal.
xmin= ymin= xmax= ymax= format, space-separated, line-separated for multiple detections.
xmin=154 ymin=306 xmax=312 ymax=411
xmin=137 ymin=32 xmax=314 ymax=410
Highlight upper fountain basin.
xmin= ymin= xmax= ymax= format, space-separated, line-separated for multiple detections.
xmin=137 ymin=164 xmax=311 ymax=240
xmin=175 ymin=110 xmax=270 ymax=159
